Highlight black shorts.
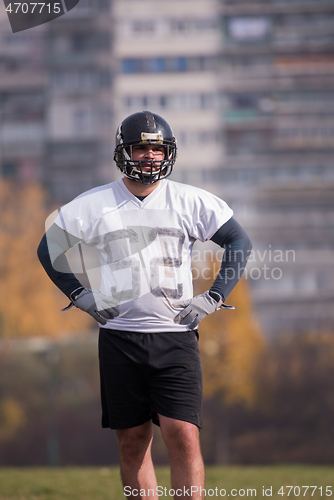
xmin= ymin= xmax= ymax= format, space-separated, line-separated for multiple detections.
xmin=98 ymin=328 xmax=203 ymax=430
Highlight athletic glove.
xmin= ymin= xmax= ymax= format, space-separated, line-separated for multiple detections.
xmin=173 ymin=291 xmax=234 ymax=330
xmin=70 ymin=288 xmax=119 ymax=325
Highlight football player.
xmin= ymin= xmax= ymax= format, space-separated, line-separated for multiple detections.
xmin=38 ymin=111 xmax=252 ymax=500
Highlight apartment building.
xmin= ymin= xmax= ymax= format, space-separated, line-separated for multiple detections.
xmin=46 ymin=0 xmax=113 ymax=201
xmin=219 ymin=0 xmax=334 ymax=334
xmin=0 ymin=13 xmax=47 ymax=183
xmin=0 ymin=0 xmax=113 ymax=203
xmin=112 ymin=0 xmax=223 ymax=189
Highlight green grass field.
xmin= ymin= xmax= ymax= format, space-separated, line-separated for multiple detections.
xmin=0 ymin=466 xmax=333 ymax=500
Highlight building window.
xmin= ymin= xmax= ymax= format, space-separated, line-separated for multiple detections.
xmin=146 ymin=57 xmax=165 ymax=72
xmin=71 ymin=0 xmax=111 ymax=13
xmin=122 ymin=59 xmax=141 ymax=74
xmin=227 ymin=16 xmax=272 ymax=42
xmin=71 ymin=33 xmax=92 ymax=52
xmin=99 ymin=69 xmax=112 ymax=87
xmin=225 ymin=129 xmax=273 ymax=154
xmin=0 ymin=91 xmax=45 ymax=120
xmin=117 ymin=17 xmax=219 ymax=37
xmin=0 ymin=122 xmax=45 ymax=143
xmin=133 ymin=20 xmax=155 ymax=33
xmin=122 ymin=93 xmax=219 ymax=111
xmin=166 ymin=57 xmax=187 ymax=72
xmin=51 ymin=71 xmax=96 ymax=91
xmin=121 ymin=56 xmax=217 ymax=74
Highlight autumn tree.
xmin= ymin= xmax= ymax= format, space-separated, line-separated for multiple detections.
xmin=0 ymin=180 xmax=91 ymax=339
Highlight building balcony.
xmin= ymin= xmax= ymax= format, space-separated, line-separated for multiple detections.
xmin=0 ymin=71 xmax=47 ymax=90
xmin=221 ymin=1 xmax=334 ymax=17
xmin=48 ymin=51 xmax=97 ymax=67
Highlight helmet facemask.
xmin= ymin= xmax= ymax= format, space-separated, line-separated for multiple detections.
xmin=115 ymin=141 xmax=176 ymax=185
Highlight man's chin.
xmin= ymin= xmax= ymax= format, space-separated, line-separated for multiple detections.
xmin=140 ymin=176 xmax=160 ymax=185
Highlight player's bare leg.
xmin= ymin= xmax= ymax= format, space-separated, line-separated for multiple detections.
xmin=116 ymin=420 xmax=158 ymax=500
xmin=158 ymin=414 xmax=205 ymax=500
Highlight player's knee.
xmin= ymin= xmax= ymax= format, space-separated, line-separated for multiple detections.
xmin=116 ymin=424 xmax=153 ymax=459
xmin=161 ymin=420 xmax=200 ymax=453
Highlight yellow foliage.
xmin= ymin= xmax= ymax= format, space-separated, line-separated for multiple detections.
xmin=0 ymin=181 xmax=91 ymax=339
xmin=0 ymin=398 xmax=25 ymax=441
xmin=195 ymin=258 xmax=265 ymax=406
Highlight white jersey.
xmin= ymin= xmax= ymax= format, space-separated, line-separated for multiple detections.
xmin=55 ymin=178 xmax=233 ymax=332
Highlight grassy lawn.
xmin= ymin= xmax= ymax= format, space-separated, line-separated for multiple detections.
xmin=0 ymin=466 xmax=333 ymax=500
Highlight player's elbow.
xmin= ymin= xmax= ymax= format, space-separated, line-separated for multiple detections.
xmin=37 ymin=234 xmax=48 ymax=264
xmin=245 ymin=234 xmax=252 ymax=253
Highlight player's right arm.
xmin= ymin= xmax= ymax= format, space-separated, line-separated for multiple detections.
xmin=37 ymin=224 xmax=118 ymax=324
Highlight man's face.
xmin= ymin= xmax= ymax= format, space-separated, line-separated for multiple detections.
xmin=132 ymin=144 xmax=165 ymax=171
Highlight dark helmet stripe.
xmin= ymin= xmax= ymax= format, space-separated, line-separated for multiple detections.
xmin=144 ymin=110 xmax=156 ymax=133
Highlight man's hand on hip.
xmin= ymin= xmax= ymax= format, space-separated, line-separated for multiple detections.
xmin=173 ymin=291 xmax=234 ymax=330
xmin=73 ymin=288 xmax=119 ymax=325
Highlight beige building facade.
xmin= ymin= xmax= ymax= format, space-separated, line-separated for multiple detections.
xmin=112 ymin=0 xmax=224 ymax=190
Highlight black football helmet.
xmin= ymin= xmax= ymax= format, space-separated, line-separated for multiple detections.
xmin=114 ymin=111 xmax=177 ymax=184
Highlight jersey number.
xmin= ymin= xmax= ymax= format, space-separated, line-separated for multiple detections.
xmin=103 ymin=227 xmax=185 ymax=302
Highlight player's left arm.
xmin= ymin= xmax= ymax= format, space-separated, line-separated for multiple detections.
xmin=209 ymin=216 xmax=252 ymax=304
xmin=174 ymin=217 xmax=252 ymax=329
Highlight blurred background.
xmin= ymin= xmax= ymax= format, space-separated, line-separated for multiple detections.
xmin=0 ymin=0 xmax=334 ymax=466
